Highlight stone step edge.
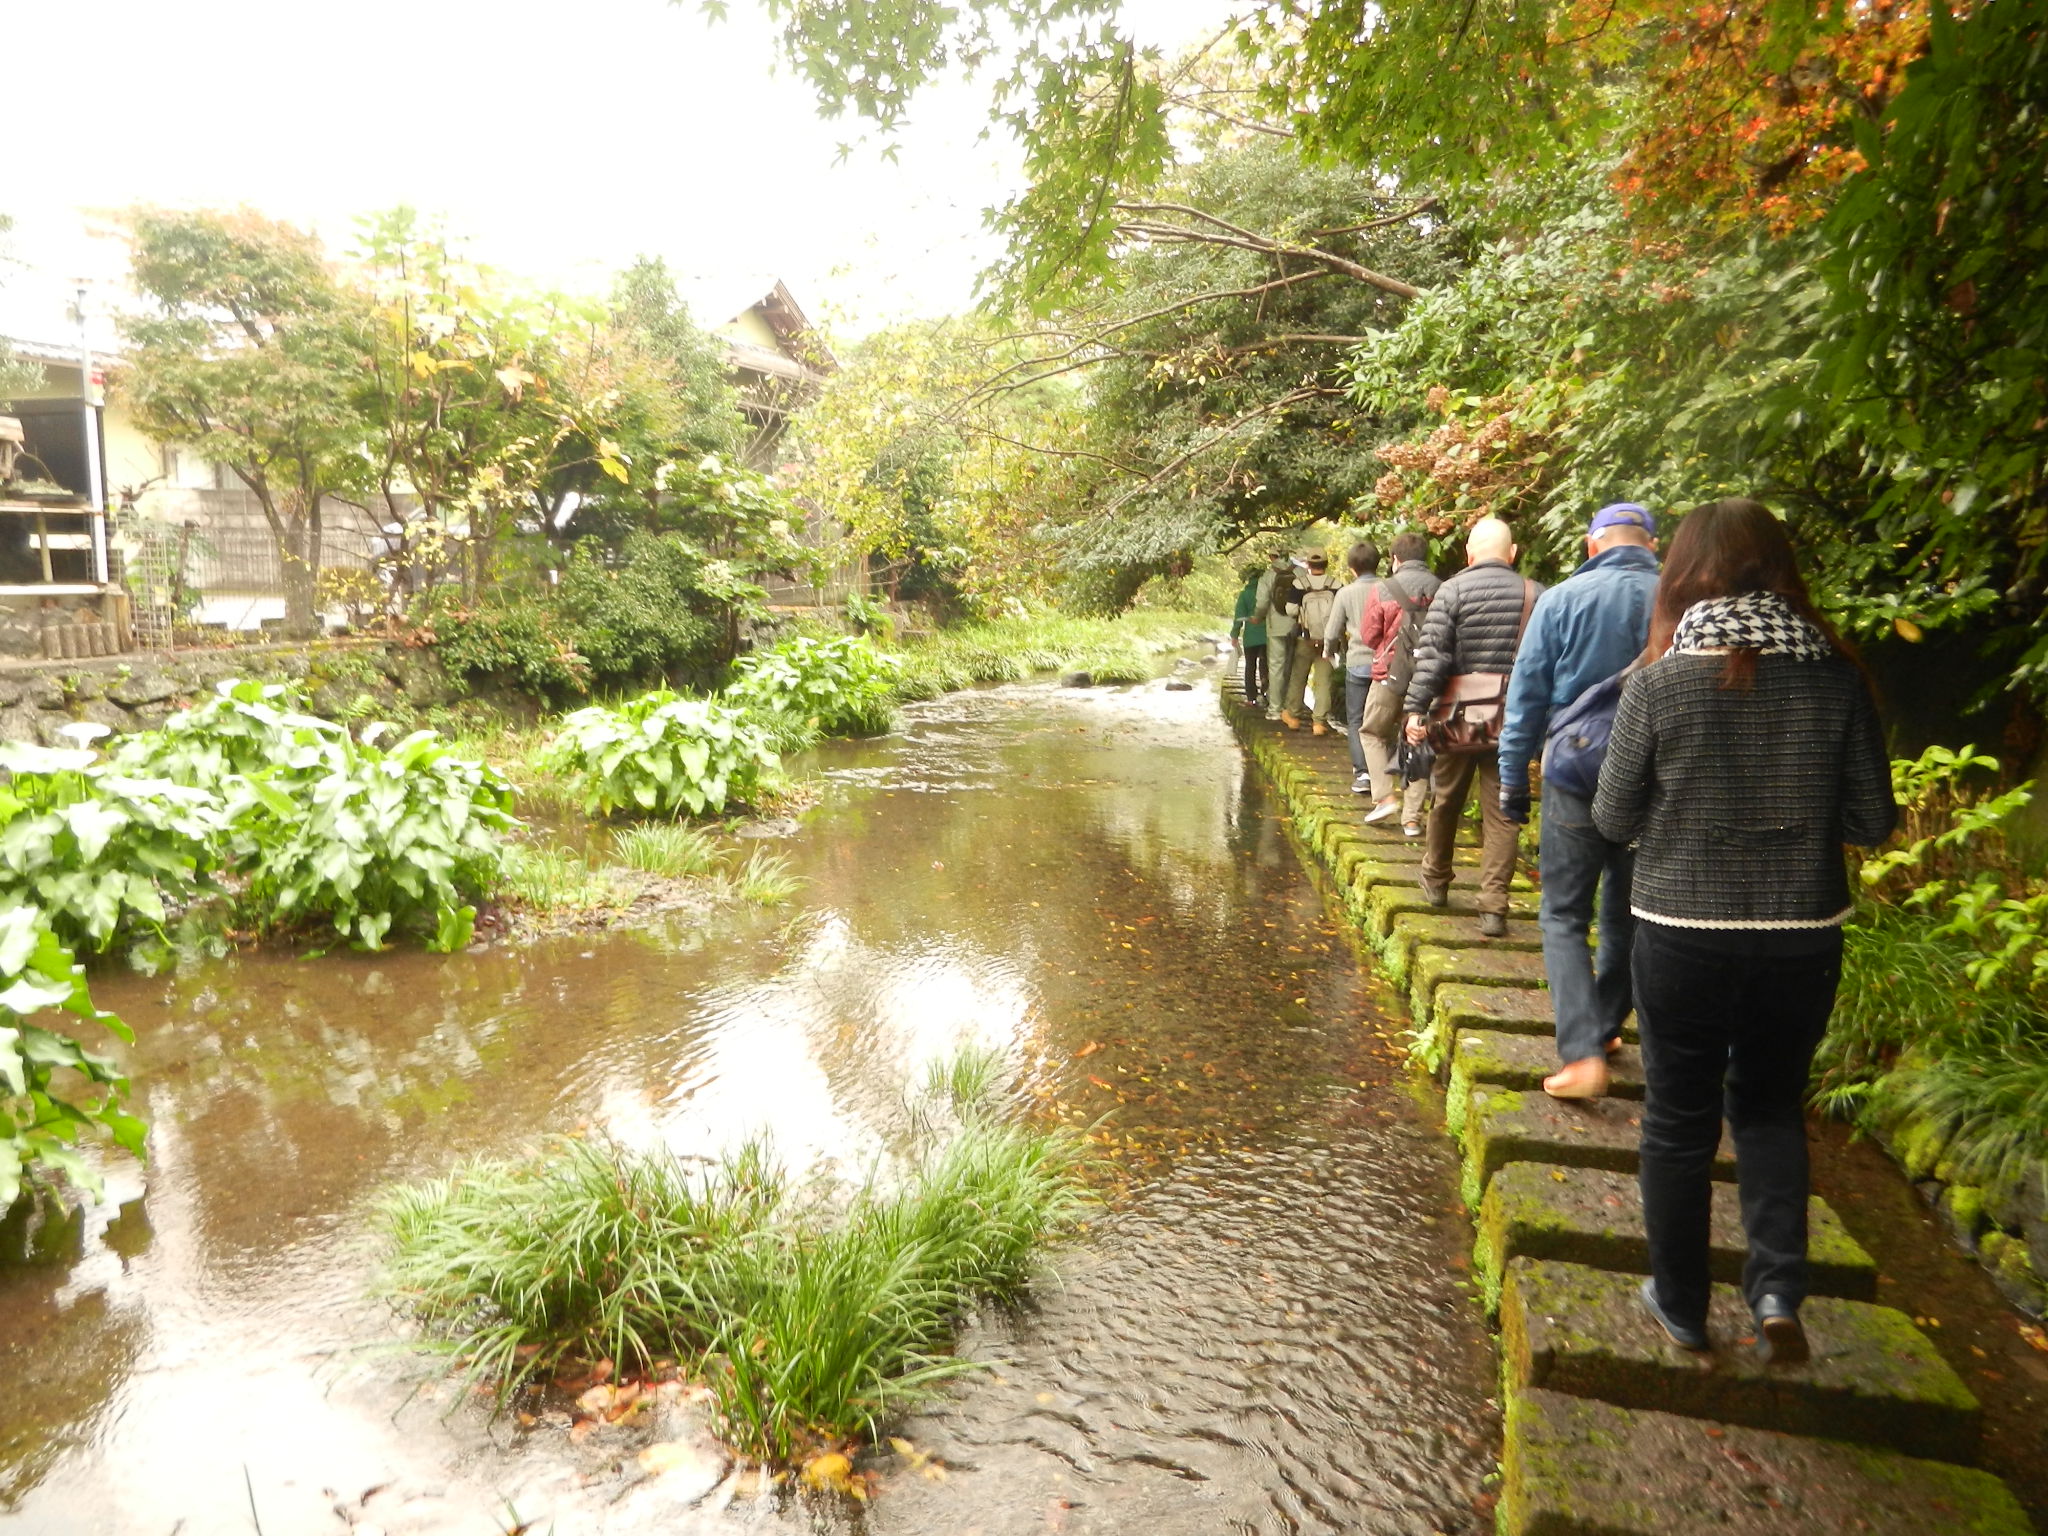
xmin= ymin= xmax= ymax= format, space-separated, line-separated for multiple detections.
xmin=1501 ymin=1388 xmax=2034 ymax=1536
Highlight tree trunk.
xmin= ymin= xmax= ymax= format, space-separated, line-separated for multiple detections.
xmin=277 ymin=487 xmax=317 ymax=640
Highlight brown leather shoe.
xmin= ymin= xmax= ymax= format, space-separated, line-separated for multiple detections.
xmin=1543 ymin=1058 xmax=1610 ymax=1100
xmin=1311 ymin=719 xmax=1328 ymax=736
xmin=1279 ymin=712 xmax=1302 ymax=731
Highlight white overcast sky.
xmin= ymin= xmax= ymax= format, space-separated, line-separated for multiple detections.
xmin=2 ymin=0 xmax=1239 ymax=343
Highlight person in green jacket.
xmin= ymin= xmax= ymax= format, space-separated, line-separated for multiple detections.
xmin=1230 ymin=565 xmax=1269 ymax=708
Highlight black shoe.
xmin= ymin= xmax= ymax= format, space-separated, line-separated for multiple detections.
xmin=1639 ymin=1279 xmax=1709 ymax=1352
xmin=1753 ymin=1295 xmax=1809 ymax=1365
xmin=1419 ymin=876 xmax=1449 ymax=908
xmin=1478 ymin=911 xmax=1507 ymax=938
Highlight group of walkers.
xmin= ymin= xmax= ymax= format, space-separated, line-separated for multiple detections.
xmin=1231 ymin=499 xmax=1898 ymax=1367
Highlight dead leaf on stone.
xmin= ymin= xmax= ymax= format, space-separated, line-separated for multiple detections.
xmin=577 ymin=1383 xmax=617 ymax=1416
xmin=639 ymin=1441 xmax=705 ymax=1475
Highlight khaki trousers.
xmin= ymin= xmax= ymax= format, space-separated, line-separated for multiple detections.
xmin=1283 ymin=637 xmax=1335 ymax=722
xmin=1422 ymin=749 xmax=1517 ymax=915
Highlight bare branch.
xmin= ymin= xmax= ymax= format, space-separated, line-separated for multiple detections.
xmin=1094 ymin=385 xmax=1345 ymax=518
xmin=1306 ymin=198 xmax=1442 ymax=237
xmin=1163 ymin=91 xmax=1296 ymax=139
xmin=1113 ymin=214 xmax=1423 ymax=300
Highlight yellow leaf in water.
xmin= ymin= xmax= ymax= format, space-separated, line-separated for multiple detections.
xmin=1894 ymin=617 xmax=1924 ymax=642
xmin=576 ymin=1384 xmax=617 ymax=1415
xmin=800 ymin=1452 xmax=856 ymax=1495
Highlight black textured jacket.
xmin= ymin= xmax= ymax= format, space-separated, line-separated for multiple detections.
xmin=1401 ymin=559 xmax=1543 ymax=716
xmin=1592 ymin=653 xmax=1898 ymax=928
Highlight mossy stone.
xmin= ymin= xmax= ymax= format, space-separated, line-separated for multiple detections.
xmin=1476 ymin=1164 xmax=1876 ymax=1318
xmin=1502 ymin=1389 xmax=2032 ymax=1536
xmin=1979 ymin=1231 xmax=2048 ymax=1318
xmin=1459 ymin=1083 xmax=1735 ymax=1209
xmin=1501 ymin=1258 xmax=1981 ymax=1465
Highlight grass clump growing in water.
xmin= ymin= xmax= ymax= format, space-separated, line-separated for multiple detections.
xmin=374 ymin=1053 xmax=1088 ymax=1463
xmin=729 ymin=848 xmax=802 ymax=907
xmin=611 ymin=823 xmax=721 ymax=879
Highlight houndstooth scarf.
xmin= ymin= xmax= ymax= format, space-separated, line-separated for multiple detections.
xmin=1670 ymin=591 xmax=1834 ymax=659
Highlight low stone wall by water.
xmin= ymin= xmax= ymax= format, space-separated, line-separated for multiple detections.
xmin=1220 ymin=684 xmax=2037 ymax=1536
xmin=0 ymin=640 xmax=464 ymax=746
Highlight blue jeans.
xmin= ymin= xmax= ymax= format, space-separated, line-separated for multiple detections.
xmin=1635 ymin=921 xmax=1843 ymax=1325
xmin=1344 ymin=668 xmax=1373 ymax=774
xmin=1538 ymin=786 xmax=1636 ymax=1065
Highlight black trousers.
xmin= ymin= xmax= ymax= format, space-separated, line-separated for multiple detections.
xmin=1240 ymin=642 xmax=1268 ymax=704
xmin=1633 ymin=920 xmax=1844 ymax=1328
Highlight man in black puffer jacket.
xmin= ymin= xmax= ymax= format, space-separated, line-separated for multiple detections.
xmin=1402 ymin=517 xmax=1543 ymax=934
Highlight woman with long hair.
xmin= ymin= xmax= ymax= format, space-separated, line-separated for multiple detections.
xmin=1593 ymin=499 xmax=1897 ymax=1361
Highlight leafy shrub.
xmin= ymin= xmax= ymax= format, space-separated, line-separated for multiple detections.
xmin=375 ymin=1056 xmax=1088 ymax=1462
xmin=226 ymin=723 xmax=517 ymax=951
xmin=0 ymin=742 xmax=227 ymax=953
xmin=122 ymin=679 xmax=518 ymax=952
xmin=556 ymin=535 xmax=721 ymax=688
xmin=727 ymin=635 xmax=902 ymax=739
xmin=429 ymin=601 xmax=591 ymax=699
xmin=541 ymin=691 xmax=780 ymax=818
xmin=0 ymin=903 xmax=143 ymax=1206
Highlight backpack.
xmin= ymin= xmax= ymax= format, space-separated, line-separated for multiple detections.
xmin=1367 ymin=571 xmax=1432 ymax=691
xmin=1297 ymin=578 xmax=1338 ymax=641
xmin=1541 ymin=664 xmax=1636 ymax=800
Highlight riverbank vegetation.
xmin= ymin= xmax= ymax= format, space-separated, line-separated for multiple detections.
xmin=375 ymin=1052 xmax=1089 ymax=1466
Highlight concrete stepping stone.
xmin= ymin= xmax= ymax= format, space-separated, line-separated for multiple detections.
xmin=1500 ymin=1258 xmax=1982 ymax=1466
xmin=1384 ymin=914 xmax=1543 ymax=986
xmin=1454 ymin=1028 xmax=1646 ymax=1101
xmin=1435 ymin=982 xmax=1558 ymax=1037
xmin=1413 ymin=944 xmax=1549 ymax=1021
xmin=1457 ymin=1081 xmax=1735 ymax=1206
xmin=1360 ymin=882 xmax=1536 ymax=936
xmin=1476 ymin=1165 xmax=1878 ymax=1314
xmin=1501 ymin=1388 xmax=2032 ymax=1536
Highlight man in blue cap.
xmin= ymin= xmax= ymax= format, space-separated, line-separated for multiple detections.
xmin=1497 ymin=502 xmax=1661 ymax=1100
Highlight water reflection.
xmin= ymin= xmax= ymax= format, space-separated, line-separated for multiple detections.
xmin=0 ymin=678 xmax=1496 ymax=1535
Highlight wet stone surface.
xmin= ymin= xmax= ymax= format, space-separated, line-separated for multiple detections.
xmin=1502 ymin=1389 xmax=2033 ymax=1536
xmin=1501 ymin=1258 xmax=1981 ymax=1465
xmin=1476 ymin=1165 xmax=1876 ymax=1309
xmin=0 ymin=678 xmax=1499 ymax=1536
xmin=1460 ymin=1084 xmax=1738 ymax=1207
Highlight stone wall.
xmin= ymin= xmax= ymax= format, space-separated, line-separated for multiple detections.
xmin=0 ymin=640 xmax=465 ymax=746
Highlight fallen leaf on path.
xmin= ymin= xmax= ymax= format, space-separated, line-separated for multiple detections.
xmin=1074 ymin=1041 xmax=1103 ymax=1059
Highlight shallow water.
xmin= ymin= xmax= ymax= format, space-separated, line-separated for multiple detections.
xmin=0 ymin=678 xmax=1498 ymax=1535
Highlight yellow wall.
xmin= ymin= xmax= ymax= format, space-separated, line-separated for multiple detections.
xmin=718 ymin=308 xmax=782 ymax=352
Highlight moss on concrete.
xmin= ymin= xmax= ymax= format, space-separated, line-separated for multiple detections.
xmin=1502 ymin=1258 xmax=1981 ymax=1465
xmin=1502 ymin=1388 xmax=2033 ymax=1536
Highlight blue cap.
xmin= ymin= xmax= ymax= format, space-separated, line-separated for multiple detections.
xmin=1589 ymin=502 xmax=1655 ymax=537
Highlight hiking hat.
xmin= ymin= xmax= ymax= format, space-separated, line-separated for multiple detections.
xmin=1589 ymin=502 xmax=1656 ymax=537
xmin=1304 ymin=550 xmax=1328 ymax=568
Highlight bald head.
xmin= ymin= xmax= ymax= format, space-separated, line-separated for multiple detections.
xmin=1466 ymin=517 xmax=1516 ymax=565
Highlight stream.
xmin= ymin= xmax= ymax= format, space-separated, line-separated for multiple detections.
xmin=0 ymin=676 xmax=1500 ymax=1536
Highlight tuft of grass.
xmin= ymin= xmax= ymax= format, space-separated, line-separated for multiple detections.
xmin=729 ymin=849 xmax=802 ymax=907
xmin=612 ymin=823 xmax=721 ymax=880
xmin=374 ymin=1057 xmax=1090 ymax=1464
xmin=501 ymin=844 xmax=617 ymax=912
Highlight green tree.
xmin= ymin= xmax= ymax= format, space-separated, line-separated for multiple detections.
xmin=120 ymin=209 xmax=372 ymax=637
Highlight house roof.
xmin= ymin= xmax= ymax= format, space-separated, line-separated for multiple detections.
xmin=681 ymin=275 xmax=836 ymax=384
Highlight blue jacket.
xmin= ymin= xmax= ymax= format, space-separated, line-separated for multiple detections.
xmin=1497 ymin=543 xmax=1660 ymax=796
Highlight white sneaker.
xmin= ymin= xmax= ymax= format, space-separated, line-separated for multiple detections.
xmin=1351 ymin=772 xmax=1373 ymax=794
xmin=1363 ymin=797 xmax=1400 ymax=824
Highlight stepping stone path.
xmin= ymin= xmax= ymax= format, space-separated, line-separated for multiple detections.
xmin=1221 ymin=689 xmax=2038 ymax=1535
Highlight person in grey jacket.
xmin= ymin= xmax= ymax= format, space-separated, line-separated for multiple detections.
xmin=1401 ymin=518 xmax=1542 ymax=935
xmin=1323 ymin=540 xmax=1381 ymax=794
xmin=1593 ymin=498 xmax=1897 ymax=1364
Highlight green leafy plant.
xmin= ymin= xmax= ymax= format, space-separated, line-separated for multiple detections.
xmin=0 ymin=742 xmax=227 ymax=954
xmin=541 ymin=692 xmax=780 ymax=818
xmin=726 ymin=635 xmax=903 ymax=739
xmin=0 ymin=904 xmax=145 ymax=1206
xmin=228 ymin=723 xmax=516 ymax=951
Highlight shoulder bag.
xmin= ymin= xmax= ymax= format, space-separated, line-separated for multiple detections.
xmin=1425 ymin=579 xmax=1537 ymax=756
